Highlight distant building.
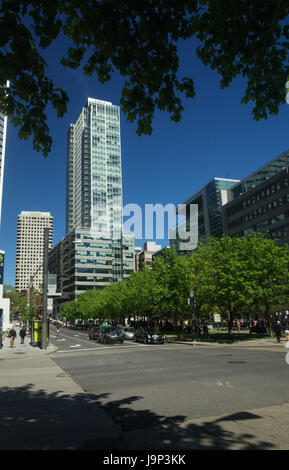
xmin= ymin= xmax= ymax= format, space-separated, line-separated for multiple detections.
xmin=170 ymin=177 xmax=239 ymax=253
xmin=48 ymin=228 xmax=135 ymax=310
xmin=223 ymin=163 xmax=289 ymax=245
xmin=134 ymin=246 xmax=142 ymax=271
xmin=15 ymin=211 xmax=53 ymax=292
xmin=229 ymin=148 xmax=289 ymax=199
xmin=136 ymin=241 xmax=162 ymax=270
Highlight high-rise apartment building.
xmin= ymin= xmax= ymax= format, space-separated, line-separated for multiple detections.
xmin=15 ymin=211 xmax=53 ymax=292
xmin=66 ymin=98 xmax=122 ymax=237
xmin=49 ymin=98 xmax=134 ymax=308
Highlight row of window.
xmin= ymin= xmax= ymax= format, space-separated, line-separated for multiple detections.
xmin=228 ymin=190 xmax=289 ymax=228
xmin=227 ymin=177 xmax=289 ymax=217
xmin=229 ymin=212 xmax=287 ymax=230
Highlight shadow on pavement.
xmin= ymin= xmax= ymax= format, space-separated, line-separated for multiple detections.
xmin=0 ymin=384 xmax=276 ymax=450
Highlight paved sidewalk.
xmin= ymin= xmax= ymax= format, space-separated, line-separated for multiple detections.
xmin=0 ymin=354 xmax=121 ymax=450
xmin=0 ymin=326 xmax=58 ymax=359
xmin=170 ymin=337 xmax=287 ymax=350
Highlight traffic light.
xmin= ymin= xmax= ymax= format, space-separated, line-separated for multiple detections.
xmin=36 ymin=308 xmax=42 ymax=319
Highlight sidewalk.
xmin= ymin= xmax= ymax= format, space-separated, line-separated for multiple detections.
xmin=169 ymin=336 xmax=287 ymax=350
xmin=0 ymin=329 xmax=122 ymax=450
xmin=0 ymin=326 xmax=58 ymax=359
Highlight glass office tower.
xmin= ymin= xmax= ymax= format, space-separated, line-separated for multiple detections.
xmin=64 ymin=98 xmax=132 ymax=285
xmin=66 ymin=98 xmax=122 ymax=236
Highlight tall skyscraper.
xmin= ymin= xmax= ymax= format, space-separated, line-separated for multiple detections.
xmin=15 ymin=211 xmax=53 ymax=292
xmin=0 ymin=110 xmax=7 ymax=225
xmin=66 ymin=98 xmax=122 ymax=237
xmin=48 ymin=98 xmax=134 ymax=310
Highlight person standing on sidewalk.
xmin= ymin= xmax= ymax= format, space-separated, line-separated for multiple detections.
xmin=7 ymin=328 xmax=17 ymax=348
xmin=19 ymin=326 xmax=27 ymax=344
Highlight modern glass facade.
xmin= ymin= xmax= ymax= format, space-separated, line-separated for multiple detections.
xmin=66 ymin=98 xmax=122 ymax=237
xmin=50 ymin=98 xmax=135 ymax=309
xmin=231 ymin=149 xmax=289 ymax=199
xmin=223 ymin=168 xmax=289 ymax=245
xmin=171 ymin=177 xmax=239 ymax=252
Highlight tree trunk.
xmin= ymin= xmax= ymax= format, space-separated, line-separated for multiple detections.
xmin=265 ymin=301 xmax=273 ymax=337
xmin=227 ymin=311 xmax=233 ymax=338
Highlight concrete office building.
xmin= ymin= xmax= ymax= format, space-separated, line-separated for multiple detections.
xmin=48 ymin=229 xmax=135 ymax=309
xmin=15 ymin=211 xmax=53 ymax=292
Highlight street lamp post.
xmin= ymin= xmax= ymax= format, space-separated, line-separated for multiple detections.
xmin=189 ymin=290 xmax=195 ymax=338
xmin=41 ymin=228 xmax=49 ymax=350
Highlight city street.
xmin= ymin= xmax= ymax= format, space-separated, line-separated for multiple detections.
xmin=48 ymin=325 xmax=289 ymax=449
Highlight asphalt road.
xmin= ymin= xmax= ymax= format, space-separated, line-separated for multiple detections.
xmin=50 ymin=326 xmax=289 ymax=435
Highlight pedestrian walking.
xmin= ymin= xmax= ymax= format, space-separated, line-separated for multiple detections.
xmin=202 ymin=321 xmax=209 ymax=338
xmin=7 ymin=328 xmax=17 ymax=348
xmin=19 ymin=326 xmax=27 ymax=344
xmin=237 ymin=319 xmax=241 ymax=333
xmin=275 ymin=320 xmax=282 ymax=343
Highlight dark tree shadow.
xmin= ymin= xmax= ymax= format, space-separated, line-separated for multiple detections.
xmin=0 ymin=385 xmax=276 ymax=450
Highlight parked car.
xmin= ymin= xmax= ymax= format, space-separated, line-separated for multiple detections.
xmin=135 ymin=328 xmax=166 ymax=344
xmin=98 ymin=326 xmax=124 ymax=344
xmin=88 ymin=326 xmax=100 ymax=340
xmin=121 ymin=326 xmax=136 ymax=340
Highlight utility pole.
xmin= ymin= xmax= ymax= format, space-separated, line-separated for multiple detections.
xmin=41 ymin=227 xmax=49 ymax=349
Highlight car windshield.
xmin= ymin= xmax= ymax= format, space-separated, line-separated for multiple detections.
xmin=124 ymin=327 xmax=135 ymax=332
xmin=147 ymin=329 xmax=161 ymax=335
xmin=104 ymin=327 xmax=119 ymax=333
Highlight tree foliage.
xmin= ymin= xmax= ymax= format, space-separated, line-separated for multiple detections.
xmin=59 ymin=235 xmax=289 ymax=338
xmin=1 ymin=0 xmax=289 ymax=155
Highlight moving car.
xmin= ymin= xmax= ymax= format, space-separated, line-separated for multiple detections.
xmin=98 ymin=326 xmax=124 ymax=344
xmin=121 ymin=326 xmax=136 ymax=340
xmin=88 ymin=326 xmax=100 ymax=340
xmin=135 ymin=328 xmax=166 ymax=344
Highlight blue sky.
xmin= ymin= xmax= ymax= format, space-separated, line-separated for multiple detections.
xmin=1 ymin=38 xmax=289 ymax=286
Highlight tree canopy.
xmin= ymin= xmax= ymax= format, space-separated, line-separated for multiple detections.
xmin=59 ymin=235 xmax=289 ymax=337
xmin=1 ymin=0 xmax=289 ymax=155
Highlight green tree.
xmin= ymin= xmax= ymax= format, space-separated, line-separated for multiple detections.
xmin=152 ymin=248 xmax=193 ymax=336
xmin=1 ymin=0 xmax=289 ymax=155
xmin=3 ymin=288 xmax=27 ymax=319
xmin=244 ymin=232 xmax=289 ymax=336
xmin=192 ymin=236 xmax=260 ymax=336
xmin=192 ymin=234 xmax=289 ymax=336
xmin=60 ymin=299 xmax=80 ymax=323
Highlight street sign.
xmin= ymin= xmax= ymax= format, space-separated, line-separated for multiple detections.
xmin=214 ymin=313 xmax=221 ymax=323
